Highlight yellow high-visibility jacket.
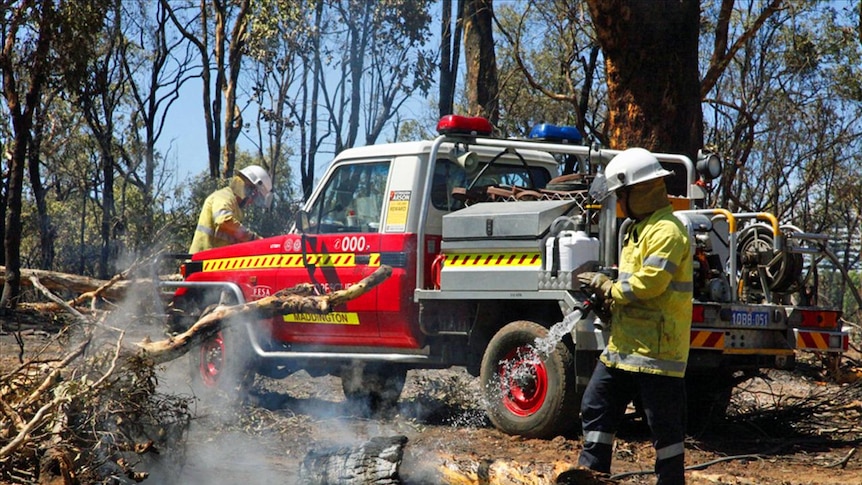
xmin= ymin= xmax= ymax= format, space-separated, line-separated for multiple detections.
xmin=602 ymin=205 xmax=693 ymax=378
xmin=189 ymin=186 xmax=256 ymax=254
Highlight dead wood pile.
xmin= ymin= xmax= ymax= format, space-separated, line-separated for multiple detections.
xmin=0 ymin=262 xmax=392 ymax=484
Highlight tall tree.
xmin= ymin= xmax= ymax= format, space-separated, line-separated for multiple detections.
xmin=70 ymin=1 xmax=127 ymax=278
xmin=463 ymin=0 xmax=499 ymax=125
xmin=586 ymin=0 xmax=701 ymax=157
xmin=121 ymin=0 xmax=195 ymax=245
xmin=162 ymin=0 xmax=250 ymax=179
xmin=0 ymin=1 xmax=54 ymax=310
xmin=1 ymin=0 xmax=106 ymax=307
xmin=438 ymin=0 xmax=464 ymax=117
xmin=493 ymin=1 xmax=603 ymax=139
xmin=246 ymin=0 xmax=306 ymax=195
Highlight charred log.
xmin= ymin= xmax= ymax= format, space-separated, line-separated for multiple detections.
xmin=299 ymin=435 xmax=408 ymax=485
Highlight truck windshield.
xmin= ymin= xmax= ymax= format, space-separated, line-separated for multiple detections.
xmin=306 ymin=161 xmax=390 ymax=234
xmin=431 ymin=159 xmax=553 ymax=211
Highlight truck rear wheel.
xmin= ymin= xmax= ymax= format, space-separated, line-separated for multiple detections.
xmin=341 ymin=362 xmax=407 ymax=416
xmin=480 ymin=320 xmax=580 ymax=438
xmin=685 ymin=372 xmax=734 ymax=436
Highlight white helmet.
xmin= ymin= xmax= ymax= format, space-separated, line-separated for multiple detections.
xmin=239 ymin=165 xmax=273 ymax=208
xmin=604 ymin=147 xmax=672 ymax=193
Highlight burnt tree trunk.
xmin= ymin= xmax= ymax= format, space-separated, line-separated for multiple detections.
xmin=463 ymin=0 xmax=499 ymax=125
xmin=586 ymin=0 xmax=702 ymax=162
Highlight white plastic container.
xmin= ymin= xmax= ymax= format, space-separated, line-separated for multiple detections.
xmin=557 ymin=230 xmax=600 ymax=272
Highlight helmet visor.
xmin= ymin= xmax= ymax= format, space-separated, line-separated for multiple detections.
xmin=588 ymin=173 xmax=612 ymax=202
xmin=253 ymin=190 xmax=273 ymax=209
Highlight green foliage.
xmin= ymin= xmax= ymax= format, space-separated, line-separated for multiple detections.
xmin=493 ymin=1 xmax=604 ymax=139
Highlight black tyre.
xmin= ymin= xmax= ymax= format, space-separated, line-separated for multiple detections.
xmin=480 ymin=320 xmax=580 ymax=438
xmin=188 ymin=310 xmax=257 ymax=402
xmin=341 ymin=362 xmax=407 ymax=416
xmin=685 ymin=373 xmax=733 ymax=436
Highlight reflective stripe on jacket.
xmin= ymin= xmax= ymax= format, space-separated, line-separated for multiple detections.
xmin=601 ymin=205 xmax=693 ymax=378
xmin=188 ymin=186 xmax=253 ymax=253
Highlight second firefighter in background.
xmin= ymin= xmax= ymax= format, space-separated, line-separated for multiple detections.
xmin=189 ymin=165 xmax=273 ymax=254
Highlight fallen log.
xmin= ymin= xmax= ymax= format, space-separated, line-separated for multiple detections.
xmin=3 ymin=265 xmax=394 ymax=480
xmin=299 ymin=437 xmax=615 ymax=485
xmin=423 ymin=454 xmax=613 ymax=485
xmin=0 ymin=264 xmax=155 ymax=301
xmin=299 ymin=435 xmax=408 ymax=485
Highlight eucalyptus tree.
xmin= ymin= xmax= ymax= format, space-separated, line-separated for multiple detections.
xmin=161 ymin=0 xmax=251 ymax=179
xmin=463 ymin=0 xmax=499 ymax=124
xmin=585 ymin=0 xmax=703 ymax=157
xmin=439 ymin=0 xmax=464 ymax=117
xmin=704 ymin=1 xmax=862 ymax=216
xmin=703 ymin=1 xmax=862 ymax=310
xmin=493 ymin=0 xmax=604 ymax=139
xmin=244 ymin=0 xmax=306 ymax=200
xmin=1 ymin=0 xmax=108 ymax=308
xmin=64 ymin=1 xmax=131 ymax=279
xmin=120 ymin=0 xmax=196 ymax=247
xmin=318 ymin=0 xmax=435 ymax=155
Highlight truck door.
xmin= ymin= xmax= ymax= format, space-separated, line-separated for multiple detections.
xmin=274 ymin=161 xmax=390 ymax=346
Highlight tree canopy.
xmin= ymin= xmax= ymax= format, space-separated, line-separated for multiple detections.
xmin=1 ymin=0 xmax=860 ymax=312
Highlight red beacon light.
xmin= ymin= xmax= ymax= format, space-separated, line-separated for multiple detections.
xmin=436 ymin=115 xmax=493 ymax=136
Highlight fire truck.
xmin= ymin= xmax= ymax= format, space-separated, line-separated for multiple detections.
xmin=166 ymin=115 xmax=849 ymax=438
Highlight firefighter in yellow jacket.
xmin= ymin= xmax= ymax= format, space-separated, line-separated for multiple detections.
xmin=577 ymin=148 xmax=693 ymax=485
xmin=189 ymin=165 xmax=273 ymax=254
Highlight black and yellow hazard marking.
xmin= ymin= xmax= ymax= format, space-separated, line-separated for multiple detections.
xmin=201 ymin=253 xmax=382 ymax=272
xmin=283 ymin=312 xmax=360 ymax=325
xmin=444 ymin=252 xmax=542 ymax=267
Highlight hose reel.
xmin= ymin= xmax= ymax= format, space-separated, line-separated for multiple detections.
xmin=736 ymin=223 xmax=804 ymax=296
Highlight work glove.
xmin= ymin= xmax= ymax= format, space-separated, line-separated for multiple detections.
xmin=577 ymin=272 xmax=613 ymax=305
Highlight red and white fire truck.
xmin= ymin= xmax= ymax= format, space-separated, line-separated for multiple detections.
xmin=166 ymin=115 xmax=849 ymax=438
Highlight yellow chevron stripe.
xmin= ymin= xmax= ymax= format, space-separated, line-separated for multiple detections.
xmin=201 ymin=253 xmax=382 ymax=271
xmin=444 ymin=252 xmax=542 ymax=267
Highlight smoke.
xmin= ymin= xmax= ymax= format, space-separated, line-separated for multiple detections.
xmin=98 ymin=262 xmax=499 ymax=484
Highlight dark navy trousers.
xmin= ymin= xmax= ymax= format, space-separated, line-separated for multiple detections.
xmin=578 ymin=361 xmax=687 ymax=485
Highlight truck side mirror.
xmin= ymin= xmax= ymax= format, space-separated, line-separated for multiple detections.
xmin=295 ymin=210 xmax=310 ymax=234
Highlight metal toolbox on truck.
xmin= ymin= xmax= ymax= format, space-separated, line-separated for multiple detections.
xmin=442 ymin=199 xmax=577 ymax=242
xmin=439 ymin=200 xmax=578 ymax=291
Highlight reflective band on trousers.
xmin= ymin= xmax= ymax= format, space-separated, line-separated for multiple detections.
xmin=656 ymin=441 xmax=685 ymax=461
xmin=583 ymin=430 xmax=615 ymax=446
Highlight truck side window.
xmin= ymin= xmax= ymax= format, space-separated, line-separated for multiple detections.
xmin=431 ymin=159 xmax=554 ymax=212
xmin=431 ymin=159 xmax=468 ymax=211
xmin=306 ymin=161 xmax=390 ymax=233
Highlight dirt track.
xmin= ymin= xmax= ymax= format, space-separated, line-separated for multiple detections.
xmin=2 ymin=327 xmax=861 ymax=485
xmin=153 ymin=356 xmax=862 ymax=485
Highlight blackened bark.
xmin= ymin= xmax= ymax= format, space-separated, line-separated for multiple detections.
xmin=463 ymin=0 xmax=499 ymax=125
xmin=586 ymin=0 xmax=702 ymax=159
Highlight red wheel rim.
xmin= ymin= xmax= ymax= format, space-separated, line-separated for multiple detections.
xmin=199 ymin=331 xmax=225 ymax=387
xmin=497 ymin=345 xmax=547 ymax=416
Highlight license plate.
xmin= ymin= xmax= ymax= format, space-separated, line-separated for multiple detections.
xmin=731 ymin=309 xmax=769 ymax=327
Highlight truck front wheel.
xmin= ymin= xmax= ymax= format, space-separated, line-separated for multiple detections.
xmin=189 ymin=312 xmax=257 ymax=402
xmin=480 ymin=320 xmax=580 ymax=438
